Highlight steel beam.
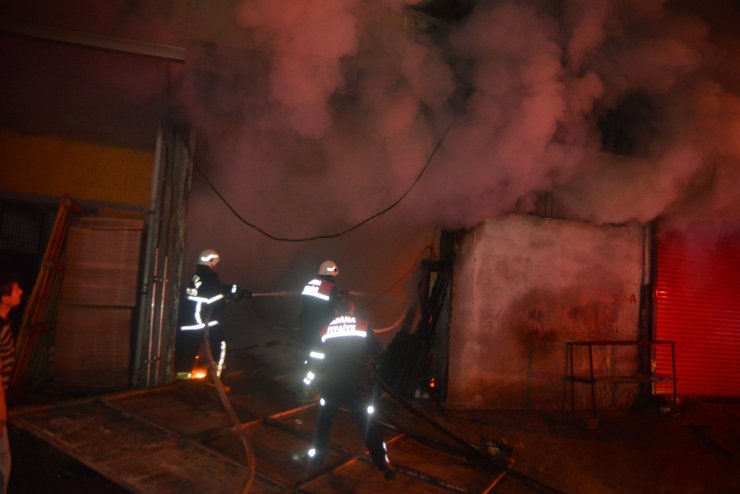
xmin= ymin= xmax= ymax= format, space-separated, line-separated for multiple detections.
xmin=0 ymin=21 xmax=186 ymax=62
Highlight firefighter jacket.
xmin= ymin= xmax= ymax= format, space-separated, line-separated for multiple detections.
xmin=298 ymin=274 xmax=338 ymax=345
xmin=179 ymin=264 xmax=240 ymax=331
xmin=304 ymin=314 xmax=383 ymax=398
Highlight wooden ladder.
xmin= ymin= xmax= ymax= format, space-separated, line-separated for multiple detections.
xmin=11 ymin=196 xmax=80 ymax=392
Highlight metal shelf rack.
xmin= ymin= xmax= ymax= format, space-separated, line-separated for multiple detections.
xmin=563 ymin=340 xmax=677 ymax=417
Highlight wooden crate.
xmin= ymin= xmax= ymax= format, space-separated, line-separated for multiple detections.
xmin=54 ymin=305 xmax=133 ymax=387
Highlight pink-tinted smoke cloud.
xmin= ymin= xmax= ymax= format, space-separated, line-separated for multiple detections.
xmin=550 ymin=0 xmax=740 ymax=231
xmin=181 ymin=0 xmax=737 ymax=231
xmin=174 ymin=0 xmax=739 ymax=293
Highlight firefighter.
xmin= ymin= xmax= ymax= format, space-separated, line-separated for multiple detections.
xmin=302 ymin=298 xmax=395 ymax=481
xmin=296 ymin=260 xmax=342 ymax=401
xmin=175 ymin=249 xmax=251 ymax=380
xmin=298 ymin=259 xmax=341 ymax=347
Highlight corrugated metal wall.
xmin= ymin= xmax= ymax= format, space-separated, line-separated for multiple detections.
xmin=655 ymin=229 xmax=740 ymax=397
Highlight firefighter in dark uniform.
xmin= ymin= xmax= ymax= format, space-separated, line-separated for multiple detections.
xmin=302 ymin=299 xmax=396 ymax=481
xmin=299 ymin=259 xmax=341 ymax=346
xmin=175 ymin=249 xmax=250 ymax=379
xmin=297 ymin=260 xmax=341 ymax=399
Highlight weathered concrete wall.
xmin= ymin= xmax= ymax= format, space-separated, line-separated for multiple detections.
xmin=448 ymin=214 xmax=644 ymax=410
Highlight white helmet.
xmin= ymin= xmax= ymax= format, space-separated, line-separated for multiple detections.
xmin=197 ymin=249 xmax=221 ymax=268
xmin=318 ymin=259 xmax=339 ymax=277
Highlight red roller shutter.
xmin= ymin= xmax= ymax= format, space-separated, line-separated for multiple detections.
xmin=654 ymin=228 xmax=740 ymax=397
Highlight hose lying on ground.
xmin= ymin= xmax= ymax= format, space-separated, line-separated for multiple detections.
xmin=202 ymin=316 xmax=256 ymax=494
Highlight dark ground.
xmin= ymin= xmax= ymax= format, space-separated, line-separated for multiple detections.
xmin=8 ymin=389 xmax=740 ymax=493
xmin=7 ymin=384 xmax=131 ymax=494
xmin=6 ymin=327 xmax=740 ymax=494
xmin=8 ymin=426 xmax=128 ymax=494
xmin=439 ymin=399 xmax=740 ymax=494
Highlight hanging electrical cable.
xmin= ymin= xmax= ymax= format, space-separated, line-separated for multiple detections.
xmin=194 ymin=120 xmax=453 ymax=242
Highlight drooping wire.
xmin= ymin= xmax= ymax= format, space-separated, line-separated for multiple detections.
xmin=194 ymin=120 xmax=453 ymax=242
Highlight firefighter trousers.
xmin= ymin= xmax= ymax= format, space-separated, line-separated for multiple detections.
xmin=174 ymin=327 xmax=225 ymax=375
xmin=313 ymin=392 xmax=388 ymax=469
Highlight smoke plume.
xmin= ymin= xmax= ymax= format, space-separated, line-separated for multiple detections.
xmin=174 ymin=0 xmax=739 ymax=307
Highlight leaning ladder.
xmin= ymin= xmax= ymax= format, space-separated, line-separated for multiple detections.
xmin=11 ymin=196 xmax=80 ymax=392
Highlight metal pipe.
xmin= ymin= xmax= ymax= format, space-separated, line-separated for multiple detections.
xmin=134 ymin=126 xmax=164 ymax=388
xmin=154 ymin=255 xmax=169 ymax=385
xmin=146 ymin=248 xmax=160 ymax=386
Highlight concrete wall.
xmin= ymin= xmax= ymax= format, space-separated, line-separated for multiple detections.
xmin=448 ymin=214 xmax=644 ymax=410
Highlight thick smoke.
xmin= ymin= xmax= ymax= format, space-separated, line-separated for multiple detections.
xmin=180 ymin=0 xmax=738 ymax=229
xmin=175 ymin=0 xmax=739 ymax=307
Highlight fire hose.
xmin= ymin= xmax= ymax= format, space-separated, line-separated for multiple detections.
xmin=249 ymin=289 xmax=402 ymax=302
xmin=249 ymin=289 xmax=409 ymax=335
xmin=249 ymin=290 xmax=298 ymax=298
xmin=201 ymin=310 xmax=256 ymax=494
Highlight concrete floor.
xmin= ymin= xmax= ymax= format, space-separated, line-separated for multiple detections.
xmin=7 ymin=323 xmax=740 ymax=494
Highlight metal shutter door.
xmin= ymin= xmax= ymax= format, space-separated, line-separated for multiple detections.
xmin=655 ymin=229 xmax=740 ymax=397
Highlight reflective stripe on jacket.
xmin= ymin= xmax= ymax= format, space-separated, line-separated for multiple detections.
xmin=301 ymin=278 xmax=335 ymax=301
xmin=320 ymin=315 xmax=369 ymax=342
xmin=179 ymin=265 xmax=233 ymax=331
